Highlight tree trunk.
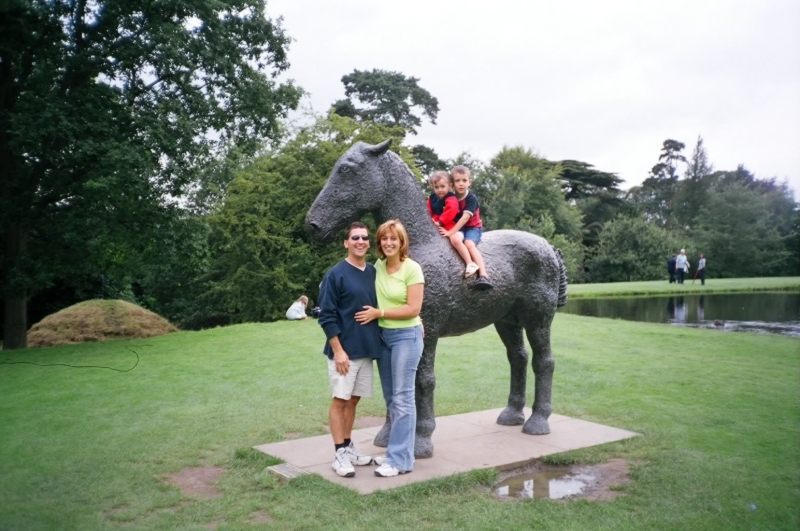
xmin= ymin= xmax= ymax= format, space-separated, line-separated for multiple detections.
xmin=2 ymin=223 xmax=30 ymax=350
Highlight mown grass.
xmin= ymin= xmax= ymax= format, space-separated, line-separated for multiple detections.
xmin=569 ymin=276 xmax=799 ymax=299
xmin=1 ymin=315 xmax=798 ymax=530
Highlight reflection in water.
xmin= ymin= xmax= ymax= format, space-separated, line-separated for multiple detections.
xmin=493 ymin=469 xmax=595 ymax=499
xmin=560 ymin=292 xmax=800 ymax=336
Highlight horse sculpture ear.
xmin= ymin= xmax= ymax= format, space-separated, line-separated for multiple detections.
xmin=365 ymin=139 xmax=392 ymax=156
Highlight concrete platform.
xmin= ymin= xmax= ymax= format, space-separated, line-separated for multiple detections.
xmin=253 ymin=408 xmax=638 ymax=495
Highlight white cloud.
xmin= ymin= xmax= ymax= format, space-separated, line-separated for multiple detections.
xmin=269 ymin=0 xmax=800 ymax=194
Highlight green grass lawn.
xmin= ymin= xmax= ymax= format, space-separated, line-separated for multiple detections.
xmin=569 ymin=276 xmax=800 ymax=299
xmin=1 ymin=315 xmax=798 ymax=530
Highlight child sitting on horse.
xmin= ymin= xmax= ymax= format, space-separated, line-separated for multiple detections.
xmin=436 ymin=166 xmax=492 ymax=290
xmin=427 ymin=170 xmax=477 ymax=277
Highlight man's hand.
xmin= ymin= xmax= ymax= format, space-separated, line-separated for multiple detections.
xmin=355 ymin=305 xmax=381 ymax=324
xmin=333 ymin=350 xmax=350 ymax=375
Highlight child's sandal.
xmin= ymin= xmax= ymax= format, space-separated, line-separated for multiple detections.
xmin=464 ymin=263 xmax=479 ymax=278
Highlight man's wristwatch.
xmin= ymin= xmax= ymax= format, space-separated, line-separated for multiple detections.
xmin=380 ymin=309 xmax=385 ymax=318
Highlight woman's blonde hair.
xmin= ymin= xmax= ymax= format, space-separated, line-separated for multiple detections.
xmin=375 ymin=219 xmax=411 ymax=261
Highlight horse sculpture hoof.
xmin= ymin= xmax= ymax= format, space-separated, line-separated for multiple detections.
xmin=496 ymin=406 xmax=525 ymax=426
xmin=522 ymin=414 xmax=551 ymax=435
xmin=414 ymin=436 xmax=434 ymax=459
xmin=373 ymin=423 xmax=390 ymax=448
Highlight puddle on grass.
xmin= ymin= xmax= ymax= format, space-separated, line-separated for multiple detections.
xmin=494 ymin=468 xmax=594 ymax=499
xmin=491 ymin=459 xmax=630 ymax=501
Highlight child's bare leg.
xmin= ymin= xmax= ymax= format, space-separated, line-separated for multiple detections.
xmin=465 ymin=240 xmax=488 ymax=278
xmin=448 ymin=232 xmax=473 ymax=266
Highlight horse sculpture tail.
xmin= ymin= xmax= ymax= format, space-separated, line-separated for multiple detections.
xmin=554 ymin=246 xmax=569 ymax=307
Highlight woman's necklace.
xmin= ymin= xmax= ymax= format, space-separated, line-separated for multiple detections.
xmin=386 ymin=259 xmax=401 ymax=275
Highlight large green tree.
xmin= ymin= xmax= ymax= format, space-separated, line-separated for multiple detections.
xmin=202 ymin=113 xmax=416 ymax=323
xmin=331 ymin=69 xmax=439 ymax=135
xmin=693 ymin=180 xmax=797 ymax=278
xmin=479 ymin=147 xmax=583 ymax=241
xmin=628 ymin=139 xmax=687 ymax=227
xmin=672 ymin=136 xmax=713 ymax=229
xmin=586 ymin=215 xmax=685 ymax=282
xmin=0 ymin=0 xmax=301 ymax=348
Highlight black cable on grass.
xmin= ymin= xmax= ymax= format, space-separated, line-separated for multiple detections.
xmin=0 ymin=348 xmax=140 ymax=372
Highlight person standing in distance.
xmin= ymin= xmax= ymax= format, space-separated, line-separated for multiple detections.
xmin=675 ymin=249 xmax=688 ymax=284
xmin=697 ymin=254 xmax=707 ymax=285
xmin=318 ymin=222 xmax=382 ymax=477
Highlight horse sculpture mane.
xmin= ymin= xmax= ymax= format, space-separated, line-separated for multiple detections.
xmin=306 ymin=140 xmax=568 ymax=458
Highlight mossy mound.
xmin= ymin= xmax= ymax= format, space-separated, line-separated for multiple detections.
xmin=27 ymin=299 xmax=178 ymax=348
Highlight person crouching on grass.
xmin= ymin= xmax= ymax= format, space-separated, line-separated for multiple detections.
xmin=317 ymin=222 xmax=382 ymax=477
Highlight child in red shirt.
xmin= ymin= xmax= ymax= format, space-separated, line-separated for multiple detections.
xmin=427 ymin=171 xmax=477 ymax=277
xmin=439 ymin=166 xmax=492 ymax=289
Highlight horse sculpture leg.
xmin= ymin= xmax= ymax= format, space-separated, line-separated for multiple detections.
xmin=494 ymin=321 xmax=528 ymax=426
xmin=522 ymin=323 xmax=555 ymax=434
xmin=413 ymin=334 xmax=437 ymax=458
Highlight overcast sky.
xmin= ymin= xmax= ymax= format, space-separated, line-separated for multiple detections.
xmin=268 ymin=0 xmax=800 ymax=195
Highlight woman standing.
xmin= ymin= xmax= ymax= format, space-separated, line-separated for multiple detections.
xmin=355 ymin=219 xmax=424 ymax=477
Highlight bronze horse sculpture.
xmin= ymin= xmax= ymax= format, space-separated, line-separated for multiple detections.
xmin=306 ymin=140 xmax=568 ymax=458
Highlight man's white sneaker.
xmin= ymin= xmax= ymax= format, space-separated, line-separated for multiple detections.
xmin=374 ymin=462 xmax=408 ymax=477
xmin=346 ymin=442 xmax=373 ymax=466
xmin=332 ymin=448 xmax=355 ymax=477
xmin=372 ymin=454 xmax=389 ymax=466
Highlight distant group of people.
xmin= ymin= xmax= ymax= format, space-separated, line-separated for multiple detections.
xmin=667 ymin=249 xmax=706 ymax=285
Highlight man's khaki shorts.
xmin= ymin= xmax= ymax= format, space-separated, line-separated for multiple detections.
xmin=327 ymin=357 xmax=373 ymax=400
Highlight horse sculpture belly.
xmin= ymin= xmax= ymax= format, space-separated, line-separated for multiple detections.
xmin=305 ymin=140 xmax=568 ymax=458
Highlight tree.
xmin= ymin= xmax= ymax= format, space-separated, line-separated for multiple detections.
xmin=411 ymin=144 xmax=447 ymax=177
xmin=586 ymin=216 xmax=685 ymax=282
xmin=479 ymin=147 xmax=583 ymax=241
xmin=693 ymin=180 xmax=796 ymax=278
xmin=332 ymin=69 xmax=439 ymax=135
xmin=627 ymin=139 xmax=687 ymax=227
xmin=202 ymin=113 xmax=416 ymax=323
xmin=552 ymin=159 xmax=627 ymax=250
xmin=556 ymin=160 xmax=623 ymax=201
xmin=0 ymin=0 xmax=301 ymax=348
xmin=672 ymin=136 xmax=713 ymax=229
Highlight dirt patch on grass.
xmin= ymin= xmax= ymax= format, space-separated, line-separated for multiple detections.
xmin=161 ymin=466 xmax=226 ymax=499
xmin=28 ymin=299 xmax=178 ymax=348
xmin=104 ymin=504 xmax=131 ymax=518
xmin=490 ymin=458 xmax=631 ymax=502
xmin=248 ymin=510 xmax=273 ymax=523
xmin=285 ymin=432 xmax=302 ymax=439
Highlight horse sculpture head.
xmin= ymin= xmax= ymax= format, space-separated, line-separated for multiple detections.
xmin=305 ymin=139 xmax=393 ymax=242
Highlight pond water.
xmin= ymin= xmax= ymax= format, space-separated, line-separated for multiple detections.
xmin=559 ymin=292 xmax=800 ymax=337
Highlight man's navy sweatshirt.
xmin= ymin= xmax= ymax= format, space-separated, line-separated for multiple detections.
xmin=318 ymin=260 xmax=382 ymax=360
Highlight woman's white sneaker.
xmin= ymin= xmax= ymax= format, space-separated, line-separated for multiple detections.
xmin=374 ymin=462 xmax=409 ymax=477
xmin=372 ymin=454 xmax=389 ymax=466
xmin=332 ymin=448 xmax=355 ymax=477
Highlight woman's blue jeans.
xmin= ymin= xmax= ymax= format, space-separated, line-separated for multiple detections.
xmin=376 ymin=325 xmax=423 ymax=471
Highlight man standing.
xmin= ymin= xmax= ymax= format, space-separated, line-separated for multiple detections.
xmin=675 ymin=249 xmax=688 ymax=284
xmin=318 ymin=222 xmax=381 ymax=477
xmin=667 ymin=254 xmax=677 ymax=284
xmin=697 ymin=254 xmax=707 ymax=285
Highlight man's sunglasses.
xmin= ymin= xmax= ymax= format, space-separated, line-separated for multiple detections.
xmin=350 ymin=235 xmax=369 ymax=241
